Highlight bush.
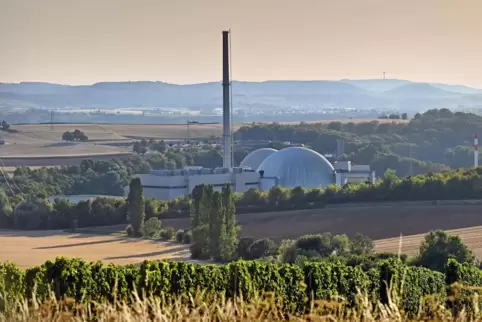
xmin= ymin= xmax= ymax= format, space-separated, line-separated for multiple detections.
xmin=125 ymin=224 xmax=134 ymax=237
xmin=182 ymin=230 xmax=192 ymax=244
xmin=248 ymin=238 xmax=278 ymax=259
xmin=349 ymin=233 xmax=375 ymax=255
xmin=236 ymin=236 xmax=255 ymax=259
xmin=417 ymin=230 xmax=474 ymax=272
xmin=159 ymin=227 xmax=175 ymax=241
xmin=175 ymin=229 xmax=184 ymax=243
xmin=295 ymin=233 xmax=333 ymax=257
xmin=143 ymin=217 xmax=162 ymax=238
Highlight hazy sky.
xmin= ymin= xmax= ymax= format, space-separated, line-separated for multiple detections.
xmin=1 ymin=0 xmax=482 ymax=87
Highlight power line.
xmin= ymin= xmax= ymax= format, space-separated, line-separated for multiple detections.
xmin=0 ymin=157 xmax=23 ymax=195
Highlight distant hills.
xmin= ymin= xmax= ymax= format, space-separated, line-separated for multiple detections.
xmin=1 ymin=79 xmax=482 ymax=111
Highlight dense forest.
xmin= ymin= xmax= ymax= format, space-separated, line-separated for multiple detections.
xmin=235 ymin=109 xmax=482 ymax=177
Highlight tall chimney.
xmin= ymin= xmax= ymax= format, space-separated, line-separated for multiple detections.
xmin=222 ymin=30 xmax=232 ymax=169
xmin=475 ymin=132 xmax=479 ymax=167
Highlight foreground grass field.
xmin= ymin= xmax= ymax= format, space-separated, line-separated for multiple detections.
xmin=0 ymin=291 xmax=467 ymax=322
xmin=0 ymin=230 xmax=192 ymax=268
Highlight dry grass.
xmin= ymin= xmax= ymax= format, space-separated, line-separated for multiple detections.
xmin=11 ymin=119 xmax=407 ymax=142
xmin=0 ymin=285 xmax=473 ymax=321
xmin=0 ymin=230 xmax=193 ymax=269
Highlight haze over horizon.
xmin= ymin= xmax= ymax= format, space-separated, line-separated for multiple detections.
xmin=2 ymin=0 xmax=482 ymax=88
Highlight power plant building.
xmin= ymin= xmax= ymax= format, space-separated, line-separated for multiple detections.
xmin=124 ymin=30 xmax=375 ymax=201
xmin=129 ymin=147 xmax=375 ymax=201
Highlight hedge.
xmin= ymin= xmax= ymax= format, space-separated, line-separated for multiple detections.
xmin=0 ymin=258 xmax=448 ymax=315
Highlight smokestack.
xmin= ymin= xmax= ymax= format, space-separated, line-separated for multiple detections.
xmin=222 ymin=30 xmax=232 ymax=169
xmin=475 ymin=132 xmax=479 ymax=167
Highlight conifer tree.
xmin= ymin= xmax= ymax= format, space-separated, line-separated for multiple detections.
xmin=209 ymin=191 xmax=225 ymax=261
xmin=190 ymin=184 xmax=204 ymax=228
xmin=221 ymin=184 xmax=238 ymax=261
xmin=190 ymin=184 xmax=213 ymax=259
xmin=127 ymin=178 xmax=145 ymax=237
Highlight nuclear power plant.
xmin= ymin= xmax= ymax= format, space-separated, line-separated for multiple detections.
xmin=126 ymin=31 xmax=375 ymax=201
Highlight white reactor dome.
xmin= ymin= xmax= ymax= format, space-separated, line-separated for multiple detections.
xmin=257 ymin=147 xmax=335 ymax=190
xmin=239 ymin=148 xmax=277 ymax=170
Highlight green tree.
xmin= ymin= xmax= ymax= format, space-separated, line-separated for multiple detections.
xmin=190 ymin=184 xmax=204 ymax=228
xmin=417 ymin=230 xmax=474 ymax=272
xmin=62 ymin=131 xmax=75 ymax=142
xmin=127 ymin=178 xmax=145 ymax=237
xmin=222 ymin=184 xmax=238 ymax=261
xmin=349 ymin=233 xmax=375 ymax=255
xmin=190 ymin=185 xmax=212 ymax=259
xmin=1 ymin=120 xmax=10 ymax=130
xmin=247 ymin=238 xmax=278 ymax=259
xmin=209 ymin=191 xmax=225 ymax=261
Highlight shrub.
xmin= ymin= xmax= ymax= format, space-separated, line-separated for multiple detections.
xmin=182 ymin=230 xmax=192 ymax=244
xmin=125 ymin=224 xmax=134 ymax=237
xmin=236 ymin=236 xmax=255 ymax=260
xmin=143 ymin=217 xmax=162 ymax=238
xmin=159 ymin=227 xmax=175 ymax=241
xmin=349 ymin=233 xmax=375 ymax=255
xmin=417 ymin=230 xmax=474 ymax=272
xmin=277 ymin=239 xmax=297 ymax=263
xmin=248 ymin=238 xmax=278 ymax=259
xmin=175 ymin=229 xmax=184 ymax=243
xmin=295 ymin=233 xmax=333 ymax=257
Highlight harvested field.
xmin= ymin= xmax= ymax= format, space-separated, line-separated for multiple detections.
xmin=11 ymin=119 xmax=407 ymax=142
xmin=11 ymin=123 xmax=228 ymax=141
xmin=0 ymin=119 xmax=405 ymax=164
xmin=0 ymin=230 xmax=193 ymax=268
xmin=152 ymin=203 xmax=482 ymax=258
xmin=160 ymin=203 xmax=482 ymax=241
xmin=374 ymin=225 xmax=482 ymax=258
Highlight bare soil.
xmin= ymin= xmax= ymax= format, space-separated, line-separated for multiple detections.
xmin=0 ymin=230 xmax=193 ymax=268
xmin=159 ymin=203 xmax=482 ymax=258
xmin=159 ymin=204 xmax=482 ymax=241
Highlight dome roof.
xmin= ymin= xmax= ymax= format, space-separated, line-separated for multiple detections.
xmin=239 ymin=148 xmax=277 ymax=170
xmin=257 ymin=147 xmax=335 ymax=190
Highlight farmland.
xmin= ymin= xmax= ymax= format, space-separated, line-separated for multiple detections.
xmin=53 ymin=202 xmax=482 ymax=261
xmin=0 ymin=230 xmax=192 ymax=268
xmin=0 ymin=119 xmax=406 ymax=166
xmin=4 ymin=204 xmax=482 ymax=268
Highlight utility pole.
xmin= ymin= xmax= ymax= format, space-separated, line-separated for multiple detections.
xmin=383 ymin=72 xmax=386 ymax=80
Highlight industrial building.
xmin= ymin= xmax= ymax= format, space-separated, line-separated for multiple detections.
xmin=131 ymin=146 xmax=375 ymax=201
xmin=124 ymin=30 xmax=375 ymax=201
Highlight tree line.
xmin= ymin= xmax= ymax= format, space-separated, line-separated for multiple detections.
xmin=235 ymin=109 xmax=482 ymax=177
xmin=4 ymin=166 xmax=482 ymax=231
